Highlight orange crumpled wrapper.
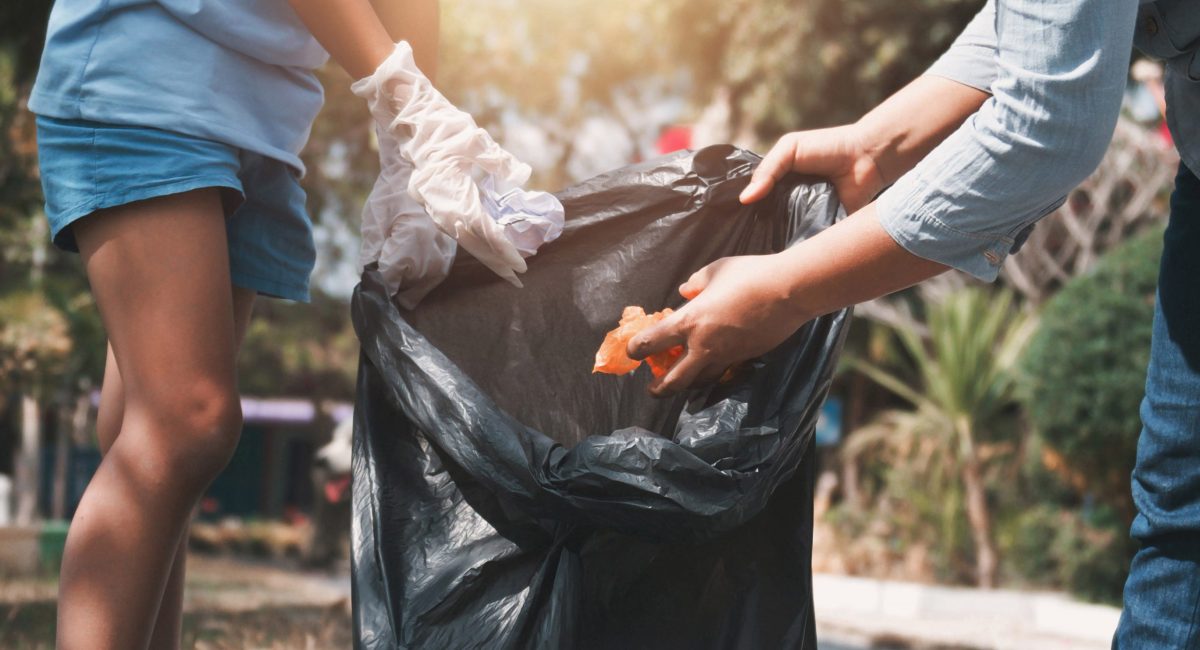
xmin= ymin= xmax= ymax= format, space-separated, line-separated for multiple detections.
xmin=593 ymin=306 xmax=684 ymax=378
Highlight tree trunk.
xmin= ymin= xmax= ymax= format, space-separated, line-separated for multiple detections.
xmin=840 ymin=371 xmax=870 ymax=510
xmin=51 ymin=393 xmax=90 ymax=520
xmin=15 ymin=392 xmax=41 ymax=525
xmin=961 ymin=455 xmax=998 ymax=589
xmin=51 ymin=406 xmax=69 ymax=520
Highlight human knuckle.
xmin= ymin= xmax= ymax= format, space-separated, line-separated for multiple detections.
xmin=628 ymin=336 xmax=649 ymax=356
xmin=675 ymin=310 xmax=701 ymax=334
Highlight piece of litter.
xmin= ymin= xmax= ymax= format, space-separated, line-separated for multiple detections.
xmin=593 ymin=306 xmax=683 ymax=378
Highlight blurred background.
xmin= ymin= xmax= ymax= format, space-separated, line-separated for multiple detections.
xmin=0 ymin=0 xmax=1180 ymax=647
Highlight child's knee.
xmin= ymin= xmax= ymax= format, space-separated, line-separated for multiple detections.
xmin=135 ymin=379 xmax=243 ymax=483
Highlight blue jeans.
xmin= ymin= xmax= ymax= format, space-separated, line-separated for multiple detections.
xmin=1113 ymin=162 xmax=1200 ymax=648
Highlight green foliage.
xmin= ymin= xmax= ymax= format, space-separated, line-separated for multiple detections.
xmin=1006 ymin=226 xmax=1164 ymax=603
xmin=0 ymin=41 xmax=105 ymax=398
xmin=844 ymin=288 xmax=1034 ymax=586
xmin=0 ymin=0 xmax=52 ymax=85
xmin=1054 ymin=504 xmax=1131 ymax=605
xmin=1005 ymin=504 xmax=1061 ymax=582
xmin=1004 ymin=504 xmax=1131 ymax=605
xmin=1021 ymin=225 xmax=1163 ymax=518
xmin=0 ymin=291 xmax=72 ymax=395
xmin=0 ymin=0 xmax=52 ymax=252
xmin=237 ymin=291 xmax=359 ymax=400
xmin=666 ymin=0 xmax=984 ymax=135
xmin=0 ymin=54 xmax=45 ymax=275
xmin=848 ymin=289 xmax=1034 ymax=461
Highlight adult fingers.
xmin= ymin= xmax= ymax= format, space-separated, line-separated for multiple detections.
xmin=627 ymin=310 xmax=687 ymax=361
xmin=648 ymin=348 xmax=714 ymax=397
xmin=739 ymin=133 xmax=798 ymax=204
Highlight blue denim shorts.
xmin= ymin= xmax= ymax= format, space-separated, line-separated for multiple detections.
xmin=36 ymin=116 xmax=316 ymax=301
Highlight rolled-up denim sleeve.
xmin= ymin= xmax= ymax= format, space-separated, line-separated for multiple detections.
xmin=875 ymin=0 xmax=1137 ymax=281
xmin=926 ymin=0 xmax=998 ymax=93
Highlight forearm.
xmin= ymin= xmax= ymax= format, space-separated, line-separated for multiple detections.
xmin=369 ymin=0 xmax=439 ymax=81
xmin=853 ymin=0 xmax=994 ymax=187
xmin=856 ymin=75 xmax=989 ymax=187
xmin=287 ymin=0 xmax=399 ymax=79
xmin=778 ymin=204 xmax=949 ymax=322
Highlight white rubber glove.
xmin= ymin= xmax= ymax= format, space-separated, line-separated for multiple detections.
xmin=352 ymin=41 xmax=563 ymax=288
xmin=360 ymin=125 xmax=456 ymax=309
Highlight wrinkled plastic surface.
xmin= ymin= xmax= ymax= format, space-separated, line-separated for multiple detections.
xmin=351 ymin=145 xmax=850 ymax=650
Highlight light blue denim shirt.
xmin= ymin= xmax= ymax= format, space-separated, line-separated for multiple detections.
xmin=875 ymin=0 xmax=1139 ymax=281
xmin=30 ymin=0 xmax=329 ymax=173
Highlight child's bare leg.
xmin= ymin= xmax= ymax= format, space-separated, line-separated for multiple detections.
xmin=92 ymin=282 xmax=254 ymax=649
xmin=58 ymin=189 xmax=246 ymax=650
xmin=96 ymin=350 xmax=195 ymax=650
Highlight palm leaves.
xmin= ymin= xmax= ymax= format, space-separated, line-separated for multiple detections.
xmin=844 ymin=288 xmax=1035 ymax=587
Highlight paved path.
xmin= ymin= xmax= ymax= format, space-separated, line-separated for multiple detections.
xmin=182 ymin=555 xmax=350 ymax=612
xmin=814 ymin=573 xmax=1121 ymax=649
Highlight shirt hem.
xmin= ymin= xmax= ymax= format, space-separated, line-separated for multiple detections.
xmin=875 ymin=191 xmax=1009 ymax=282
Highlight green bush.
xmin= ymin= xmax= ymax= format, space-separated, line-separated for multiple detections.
xmin=1021 ymin=224 xmax=1164 ymax=516
xmin=1017 ymin=224 xmax=1163 ymax=603
xmin=1005 ymin=505 xmax=1060 ymax=583
xmin=1005 ymin=504 xmax=1130 ymax=605
xmin=1054 ymin=505 xmax=1131 ymax=605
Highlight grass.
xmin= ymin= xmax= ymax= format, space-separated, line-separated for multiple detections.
xmin=0 ymin=601 xmax=352 ymax=649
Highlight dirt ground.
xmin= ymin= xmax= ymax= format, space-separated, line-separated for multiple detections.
xmin=0 ymin=555 xmax=352 ymax=649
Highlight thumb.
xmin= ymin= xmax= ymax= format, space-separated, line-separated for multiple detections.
xmin=740 ymin=133 xmax=799 ymax=204
xmin=627 ymin=308 xmax=687 ymax=361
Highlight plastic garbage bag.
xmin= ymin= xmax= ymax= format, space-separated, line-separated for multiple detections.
xmin=351 ymin=145 xmax=850 ymax=650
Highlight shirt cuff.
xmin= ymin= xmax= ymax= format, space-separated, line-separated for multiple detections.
xmin=926 ymin=56 xmax=997 ymax=96
xmin=875 ymin=179 xmax=1060 ymax=282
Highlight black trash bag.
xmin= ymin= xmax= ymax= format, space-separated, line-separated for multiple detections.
xmin=351 ymin=145 xmax=851 ymax=650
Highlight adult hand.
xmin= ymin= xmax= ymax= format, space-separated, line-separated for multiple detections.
xmin=738 ymin=125 xmax=885 ymax=214
xmin=626 ymin=253 xmax=812 ymax=397
xmin=626 ymin=203 xmax=950 ymax=397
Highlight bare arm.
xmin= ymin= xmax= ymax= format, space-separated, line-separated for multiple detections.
xmin=287 ymin=0 xmax=440 ymax=80
xmin=740 ymin=75 xmax=989 ymax=212
xmin=369 ymin=0 xmax=439 ymax=80
xmin=857 ymin=76 xmax=990 ymax=190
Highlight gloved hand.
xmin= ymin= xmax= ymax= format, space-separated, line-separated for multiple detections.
xmin=359 ymin=125 xmax=457 ymax=309
xmin=352 ymin=41 xmax=563 ymax=289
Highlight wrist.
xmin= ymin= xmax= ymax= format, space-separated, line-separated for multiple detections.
xmin=362 ymin=39 xmax=396 ymax=80
xmin=847 ymin=119 xmax=895 ymax=189
xmin=770 ymin=249 xmax=821 ymax=326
